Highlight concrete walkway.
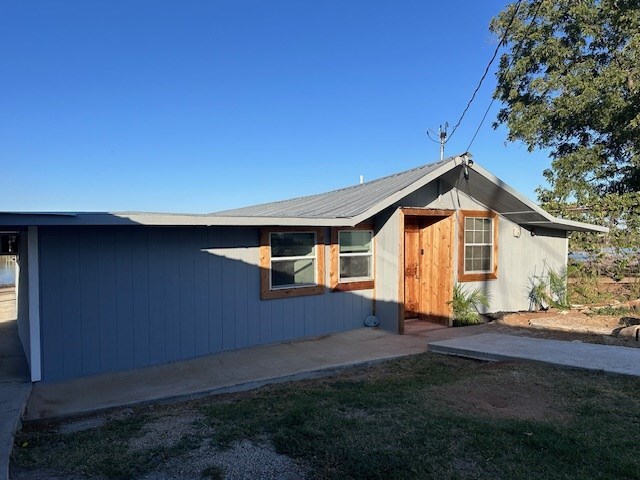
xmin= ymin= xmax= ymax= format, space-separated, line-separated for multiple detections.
xmin=429 ymin=333 xmax=640 ymax=377
xmin=0 ymin=320 xmax=31 ymax=480
xmin=26 ymin=323 xmax=488 ymax=421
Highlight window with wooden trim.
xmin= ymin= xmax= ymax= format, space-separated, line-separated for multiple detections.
xmin=458 ymin=211 xmax=498 ymax=282
xmin=260 ymin=228 xmax=325 ymax=300
xmin=330 ymin=226 xmax=374 ymax=291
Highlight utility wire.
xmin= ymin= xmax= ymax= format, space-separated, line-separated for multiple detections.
xmin=465 ymin=0 xmax=546 ymax=152
xmin=445 ymin=0 xmax=525 ymax=144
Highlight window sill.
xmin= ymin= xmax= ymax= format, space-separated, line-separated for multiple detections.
xmin=331 ymin=280 xmax=374 ymax=292
xmin=261 ymin=285 xmax=325 ymax=300
xmin=458 ymin=272 xmax=497 ymax=282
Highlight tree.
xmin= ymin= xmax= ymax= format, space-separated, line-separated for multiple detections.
xmin=490 ymin=0 xmax=640 ymax=279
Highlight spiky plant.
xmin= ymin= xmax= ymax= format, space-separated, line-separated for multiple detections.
xmin=448 ymin=284 xmax=491 ymax=327
xmin=529 ymin=264 xmax=568 ymax=310
xmin=548 ymin=267 xmax=568 ymax=307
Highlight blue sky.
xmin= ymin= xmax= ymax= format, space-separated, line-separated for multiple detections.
xmin=1 ymin=0 xmax=549 ymax=213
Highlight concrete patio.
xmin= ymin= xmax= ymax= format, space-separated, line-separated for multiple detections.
xmin=429 ymin=333 xmax=640 ymax=377
xmin=25 ymin=322 xmax=487 ymax=421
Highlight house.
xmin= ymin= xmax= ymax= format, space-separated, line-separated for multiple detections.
xmin=0 ymin=154 xmax=607 ymax=383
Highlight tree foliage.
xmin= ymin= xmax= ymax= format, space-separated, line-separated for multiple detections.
xmin=491 ymin=0 xmax=640 ymax=278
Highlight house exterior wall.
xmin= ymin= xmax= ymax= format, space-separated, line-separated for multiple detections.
xmin=463 ymin=222 xmax=567 ymax=312
xmin=37 ymin=226 xmax=372 ymax=382
xmin=373 ymin=208 xmax=401 ymax=332
xmin=424 ymin=189 xmax=568 ymax=312
xmin=374 ymin=181 xmax=568 ymax=330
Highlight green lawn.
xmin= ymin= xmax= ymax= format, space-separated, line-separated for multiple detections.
xmin=13 ymin=353 xmax=640 ymax=479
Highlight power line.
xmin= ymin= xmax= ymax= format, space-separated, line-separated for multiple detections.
xmin=465 ymin=0 xmax=546 ymax=152
xmin=445 ymin=0 xmax=525 ymax=144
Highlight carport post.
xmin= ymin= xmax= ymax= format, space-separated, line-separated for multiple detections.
xmin=28 ymin=226 xmax=41 ymax=382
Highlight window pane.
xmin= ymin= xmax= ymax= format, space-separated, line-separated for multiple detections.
xmin=465 ymin=218 xmax=474 ymax=232
xmin=464 ymin=244 xmax=492 ymax=273
xmin=481 ymin=256 xmax=491 ymax=272
xmin=480 ymin=246 xmax=488 ymax=259
xmin=339 ymin=231 xmax=372 ymax=254
xmin=340 ymin=256 xmax=372 ymax=279
xmin=271 ymin=259 xmax=315 ymax=287
xmin=270 ymin=232 xmax=315 ymax=258
xmin=465 ymin=257 xmax=473 ymax=272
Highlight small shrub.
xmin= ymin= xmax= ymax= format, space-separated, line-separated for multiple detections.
xmin=448 ymin=284 xmax=491 ymax=327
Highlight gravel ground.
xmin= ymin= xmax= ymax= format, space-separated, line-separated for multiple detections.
xmin=132 ymin=408 xmax=309 ymax=479
xmin=142 ymin=440 xmax=309 ymax=480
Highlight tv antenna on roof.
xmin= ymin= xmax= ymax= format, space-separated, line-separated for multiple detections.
xmin=426 ymin=122 xmax=448 ymax=160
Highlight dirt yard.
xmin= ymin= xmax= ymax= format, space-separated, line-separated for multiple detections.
xmin=481 ymin=296 xmax=640 ymax=349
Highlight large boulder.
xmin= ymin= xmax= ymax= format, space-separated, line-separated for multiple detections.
xmin=616 ymin=325 xmax=640 ymax=341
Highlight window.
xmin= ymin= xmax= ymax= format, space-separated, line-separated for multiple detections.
xmin=464 ymin=218 xmax=492 ymax=273
xmin=339 ymin=230 xmax=373 ymax=281
xmin=330 ymin=226 xmax=374 ymax=291
xmin=458 ymin=211 xmax=498 ymax=282
xmin=270 ymin=232 xmax=317 ymax=288
xmin=260 ymin=228 xmax=325 ymax=300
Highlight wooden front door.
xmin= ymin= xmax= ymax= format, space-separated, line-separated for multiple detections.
xmin=404 ymin=220 xmax=421 ymax=318
xmin=403 ymin=214 xmax=454 ymax=325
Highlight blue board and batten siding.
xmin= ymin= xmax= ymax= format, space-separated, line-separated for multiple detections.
xmin=38 ymin=226 xmax=373 ymax=382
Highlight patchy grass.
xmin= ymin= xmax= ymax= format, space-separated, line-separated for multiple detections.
xmin=588 ymin=306 xmax=637 ymax=317
xmin=14 ymin=412 xmax=205 ymax=479
xmin=13 ymin=353 xmax=640 ymax=480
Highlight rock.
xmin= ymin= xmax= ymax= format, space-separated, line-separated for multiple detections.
xmin=619 ymin=317 xmax=640 ymax=327
xmin=617 ymin=325 xmax=640 ymax=341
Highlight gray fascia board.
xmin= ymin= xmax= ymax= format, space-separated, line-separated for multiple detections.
xmin=116 ymin=213 xmax=354 ymax=227
xmin=0 ymin=212 xmax=356 ymax=227
xmin=350 ymin=156 xmax=462 ymax=225
xmin=470 ymin=163 xmax=609 ymax=234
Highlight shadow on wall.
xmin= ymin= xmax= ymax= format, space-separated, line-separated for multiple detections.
xmin=34 ymin=224 xmax=406 ymax=382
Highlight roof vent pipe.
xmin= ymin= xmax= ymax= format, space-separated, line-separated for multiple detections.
xmin=359 ymin=175 xmax=364 ymax=184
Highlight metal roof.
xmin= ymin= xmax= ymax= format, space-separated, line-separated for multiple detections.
xmin=211 ymin=156 xmax=454 ymax=220
xmin=0 ymin=154 xmax=608 ymax=232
